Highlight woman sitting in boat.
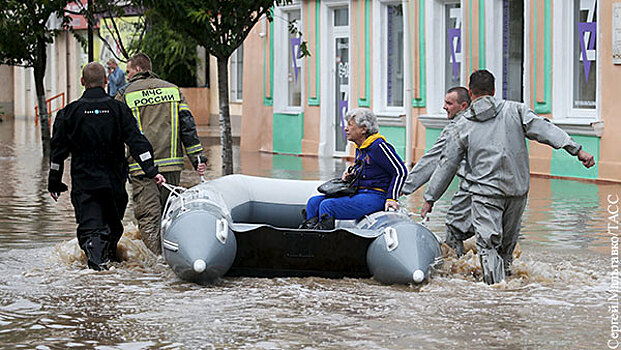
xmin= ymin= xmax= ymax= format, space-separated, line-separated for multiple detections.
xmin=301 ymin=108 xmax=408 ymax=230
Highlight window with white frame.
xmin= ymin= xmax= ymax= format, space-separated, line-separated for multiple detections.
xmin=573 ymin=0 xmax=597 ymax=109
xmin=422 ymin=0 xmax=464 ymax=117
xmin=486 ymin=0 xmax=525 ymax=102
xmin=385 ymin=3 xmax=404 ymax=108
xmin=553 ymin=0 xmax=598 ymax=122
xmin=230 ymin=45 xmax=243 ymax=102
xmin=444 ymin=2 xmax=462 ymax=93
xmin=287 ymin=10 xmax=303 ymax=107
xmin=274 ymin=5 xmax=303 ymax=110
xmin=373 ymin=1 xmax=405 ymax=115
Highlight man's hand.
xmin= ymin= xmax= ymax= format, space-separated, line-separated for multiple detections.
xmin=197 ymin=163 xmax=207 ymax=176
xmin=152 ymin=174 xmax=166 ymax=186
xmin=385 ymin=200 xmax=399 ymax=211
xmin=420 ymin=201 xmax=434 ymax=219
xmin=195 ymin=156 xmax=207 ymax=177
xmin=577 ymin=150 xmax=595 ymax=168
xmin=48 ymin=182 xmax=68 ymax=201
xmin=341 ymin=169 xmax=350 ymax=181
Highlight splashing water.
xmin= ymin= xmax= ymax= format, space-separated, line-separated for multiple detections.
xmin=53 ymin=223 xmax=160 ymax=272
xmin=0 ymin=118 xmax=615 ymax=348
xmin=434 ymin=238 xmax=599 ymax=291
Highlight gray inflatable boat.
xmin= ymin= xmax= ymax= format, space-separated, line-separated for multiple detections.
xmin=160 ymin=174 xmax=443 ymax=285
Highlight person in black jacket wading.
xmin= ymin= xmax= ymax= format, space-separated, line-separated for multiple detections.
xmin=48 ymin=62 xmax=165 ymax=271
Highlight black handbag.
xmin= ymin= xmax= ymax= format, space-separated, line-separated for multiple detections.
xmin=317 ymin=161 xmax=363 ymax=198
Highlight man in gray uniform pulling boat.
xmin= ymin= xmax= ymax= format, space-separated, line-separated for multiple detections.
xmin=401 ymin=86 xmax=472 ymax=256
xmin=421 ymin=70 xmax=595 ymax=284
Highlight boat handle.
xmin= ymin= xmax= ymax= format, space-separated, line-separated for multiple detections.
xmin=384 ymin=227 xmax=398 ymax=252
xmin=216 ymin=218 xmax=228 ymax=244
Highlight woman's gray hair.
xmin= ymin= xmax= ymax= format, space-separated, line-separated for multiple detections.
xmin=345 ymin=108 xmax=379 ymax=136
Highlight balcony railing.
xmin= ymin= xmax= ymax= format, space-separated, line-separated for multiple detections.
xmin=34 ymin=92 xmax=65 ymax=126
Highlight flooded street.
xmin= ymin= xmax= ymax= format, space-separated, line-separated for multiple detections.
xmin=0 ymin=117 xmax=617 ymax=349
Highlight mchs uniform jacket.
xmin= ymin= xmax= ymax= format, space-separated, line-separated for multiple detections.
xmin=116 ymin=71 xmax=204 ymax=175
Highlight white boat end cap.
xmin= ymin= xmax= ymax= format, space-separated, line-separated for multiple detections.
xmin=413 ymin=269 xmax=425 ymax=283
xmin=193 ymin=259 xmax=206 ymax=273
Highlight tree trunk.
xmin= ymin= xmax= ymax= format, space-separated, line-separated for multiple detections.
xmin=34 ymin=36 xmax=50 ymax=157
xmin=216 ymin=56 xmax=234 ymax=175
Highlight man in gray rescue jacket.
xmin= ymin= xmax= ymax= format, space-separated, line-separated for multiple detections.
xmin=402 ymin=86 xmax=473 ymax=255
xmin=421 ymin=70 xmax=595 ymax=284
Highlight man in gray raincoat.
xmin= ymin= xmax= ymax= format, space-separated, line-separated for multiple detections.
xmin=421 ymin=70 xmax=595 ymax=284
xmin=402 ymin=86 xmax=472 ymax=256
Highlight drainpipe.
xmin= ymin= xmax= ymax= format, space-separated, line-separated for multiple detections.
xmin=66 ymin=30 xmax=71 ymax=101
xmin=403 ymin=0 xmax=413 ymax=168
xmin=87 ymin=0 xmax=93 ymax=62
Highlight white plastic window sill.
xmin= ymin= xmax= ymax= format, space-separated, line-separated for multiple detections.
xmin=417 ymin=114 xmax=449 ymax=129
xmin=552 ymin=119 xmax=603 ymax=137
xmin=419 ymin=113 xmax=603 ymax=137
xmin=376 ymin=112 xmax=405 ymax=126
xmin=274 ymin=107 xmax=303 ymax=115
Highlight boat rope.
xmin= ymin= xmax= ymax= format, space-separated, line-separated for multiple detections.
xmin=419 ymin=215 xmax=430 ymax=226
xmin=162 ymin=182 xmax=188 ymax=214
xmin=406 ymin=210 xmax=428 ymax=226
xmin=162 ymin=182 xmax=186 ymax=197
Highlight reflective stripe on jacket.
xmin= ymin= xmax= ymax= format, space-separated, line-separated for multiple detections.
xmin=117 ymin=71 xmax=204 ymax=175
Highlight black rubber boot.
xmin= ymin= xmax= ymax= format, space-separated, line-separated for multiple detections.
xmin=314 ymin=215 xmax=335 ymax=230
xmin=479 ymin=248 xmax=505 ymax=285
xmin=83 ymin=236 xmax=111 ymax=271
xmin=298 ymin=216 xmax=319 ymax=229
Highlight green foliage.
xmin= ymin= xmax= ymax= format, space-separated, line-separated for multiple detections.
xmin=288 ymin=18 xmax=310 ymax=58
xmin=130 ymin=12 xmax=198 ymax=87
xmin=92 ymin=0 xmax=146 ymax=61
xmin=141 ymin=0 xmax=309 ymax=60
xmin=135 ymin=0 xmax=312 ymax=174
xmin=0 ymin=0 xmax=72 ymax=67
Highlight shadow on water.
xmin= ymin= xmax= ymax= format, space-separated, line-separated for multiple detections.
xmin=0 ymin=117 xmax=618 ymax=348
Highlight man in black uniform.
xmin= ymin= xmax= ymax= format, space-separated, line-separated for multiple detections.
xmin=48 ymin=62 xmax=165 ymax=271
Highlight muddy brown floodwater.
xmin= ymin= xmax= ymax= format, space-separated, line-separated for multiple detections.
xmin=0 ymin=117 xmax=617 ymax=349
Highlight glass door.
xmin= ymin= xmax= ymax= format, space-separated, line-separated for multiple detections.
xmin=330 ymin=7 xmax=349 ymax=154
xmin=334 ymin=36 xmax=349 ymax=153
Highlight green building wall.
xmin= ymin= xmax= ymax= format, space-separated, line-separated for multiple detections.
xmin=273 ymin=112 xmax=304 ymax=155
